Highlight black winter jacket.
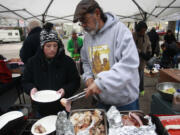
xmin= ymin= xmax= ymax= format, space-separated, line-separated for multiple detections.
xmin=22 ymin=49 xmax=80 ymax=116
xmin=22 ymin=50 xmax=80 ymax=96
xmin=20 ymin=27 xmax=42 ymax=64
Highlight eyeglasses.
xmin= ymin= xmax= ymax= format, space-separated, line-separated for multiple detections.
xmin=78 ymin=14 xmax=93 ymax=26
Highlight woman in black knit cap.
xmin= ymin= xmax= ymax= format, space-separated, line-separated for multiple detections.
xmin=22 ymin=27 xmax=80 ymax=117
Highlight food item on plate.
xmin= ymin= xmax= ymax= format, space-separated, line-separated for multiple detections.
xmin=70 ymin=109 xmax=105 ymax=135
xmin=34 ymin=124 xmax=46 ymax=133
xmin=144 ymin=68 xmax=150 ymax=74
xmin=122 ymin=112 xmax=143 ymax=127
xmin=162 ymin=88 xmax=176 ymax=94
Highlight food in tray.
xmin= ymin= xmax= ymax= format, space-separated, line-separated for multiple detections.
xmin=161 ymin=88 xmax=176 ymax=94
xmin=70 ymin=109 xmax=105 ymax=135
xmin=122 ymin=112 xmax=144 ymax=127
xmin=144 ymin=68 xmax=158 ymax=74
xmin=34 ymin=124 xmax=46 ymax=134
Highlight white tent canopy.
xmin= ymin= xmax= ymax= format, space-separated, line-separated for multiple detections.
xmin=0 ymin=0 xmax=180 ymax=23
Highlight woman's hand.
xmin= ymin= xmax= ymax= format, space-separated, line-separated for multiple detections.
xmin=57 ymin=88 xmax=65 ymax=97
xmin=30 ymin=88 xmax=38 ymax=98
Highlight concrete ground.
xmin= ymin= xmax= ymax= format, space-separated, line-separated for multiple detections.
xmin=0 ymin=41 xmax=158 ymax=114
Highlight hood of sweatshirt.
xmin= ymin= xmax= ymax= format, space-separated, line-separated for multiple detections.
xmin=98 ymin=12 xmax=119 ymax=34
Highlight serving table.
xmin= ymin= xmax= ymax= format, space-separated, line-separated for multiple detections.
xmin=158 ymin=69 xmax=180 ymax=83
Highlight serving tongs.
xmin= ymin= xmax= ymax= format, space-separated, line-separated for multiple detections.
xmin=67 ymin=91 xmax=86 ymax=102
xmin=60 ymin=91 xmax=86 ymax=112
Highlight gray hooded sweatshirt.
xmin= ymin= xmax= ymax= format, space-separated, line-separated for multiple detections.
xmin=81 ymin=12 xmax=140 ymax=106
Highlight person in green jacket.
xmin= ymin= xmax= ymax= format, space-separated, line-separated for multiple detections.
xmin=67 ymin=30 xmax=83 ymax=61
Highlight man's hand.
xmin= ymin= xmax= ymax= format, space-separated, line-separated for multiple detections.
xmin=86 ymin=82 xmax=101 ymax=97
xmin=57 ymin=88 xmax=65 ymax=98
xmin=86 ymin=78 xmax=94 ymax=87
xmin=30 ymin=88 xmax=38 ymax=98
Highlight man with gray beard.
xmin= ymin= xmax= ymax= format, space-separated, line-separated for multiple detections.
xmin=73 ymin=0 xmax=140 ymax=111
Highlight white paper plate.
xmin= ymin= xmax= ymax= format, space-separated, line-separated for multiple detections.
xmin=31 ymin=115 xmax=57 ymax=135
xmin=31 ymin=90 xmax=61 ymax=103
xmin=0 ymin=111 xmax=23 ymax=130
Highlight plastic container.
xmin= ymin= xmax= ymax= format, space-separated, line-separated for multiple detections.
xmin=172 ymin=92 xmax=180 ymax=112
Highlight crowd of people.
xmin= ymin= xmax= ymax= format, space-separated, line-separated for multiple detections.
xmin=160 ymin=30 xmax=180 ymax=68
xmin=0 ymin=0 xmax=180 ymax=117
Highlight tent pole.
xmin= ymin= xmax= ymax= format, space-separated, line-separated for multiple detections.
xmin=127 ymin=22 xmax=130 ymax=28
xmin=46 ymin=15 xmax=73 ymax=22
xmin=42 ymin=0 xmax=54 ymax=22
xmin=117 ymin=15 xmax=141 ymax=21
xmin=25 ymin=15 xmax=42 ymax=20
xmin=48 ymin=14 xmax=74 ymax=19
xmin=134 ymin=22 xmax=137 ymax=31
xmin=156 ymin=0 xmax=176 ymax=17
xmin=177 ymin=21 xmax=180 ymax=41
xmin=43 ymin=0 xmax=54 ymax=15
xmin=147 ymin=7 xmax=157 ymax=19
xmin=0 ymin=4 xmax=26 ymax=20
xmin=42 ymin=14 xmax=45 ymax=24
xmin=132 ymin=0 xmax=144 ymax=13
xmin=147 ymin=7 xmax=158 ymax=20
xmin=146 ymin=12 xmax=157 ymax=18
xmin=46 ymin=18 xmax=72 ymax=22
xmin=17 ymin=19 xmax=19 ymax=27
xmin=143 ymin=12 xmax=147 ymax=22
xmin=132 ymin=0 xmax=145 ymax=20
xmin=157 ymin=6 xmax=180 ymax=8
xmin=24 ymin=21 xmax=27 ymax=38
xmin=24 ymin=9 xmax=41 ymax=21
xmin=0 ymin=9 xmax=25 ymax=13
xmin=147 ymin=2 xmax=179 ymax=20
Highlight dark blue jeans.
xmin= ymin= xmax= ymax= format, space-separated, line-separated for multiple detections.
xmin=97 ymin=99 xmax=139 ymax=112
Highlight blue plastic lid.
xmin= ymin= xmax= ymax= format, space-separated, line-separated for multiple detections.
xmin=176 ymin=89 xmax=180 ymax=93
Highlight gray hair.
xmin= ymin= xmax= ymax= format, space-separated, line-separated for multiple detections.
xmin=27 ymin=20 xmax=42 ymax=31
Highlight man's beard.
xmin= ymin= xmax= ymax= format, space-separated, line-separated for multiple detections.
xmin=84 ymin=19 xmax=99 ymax=36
